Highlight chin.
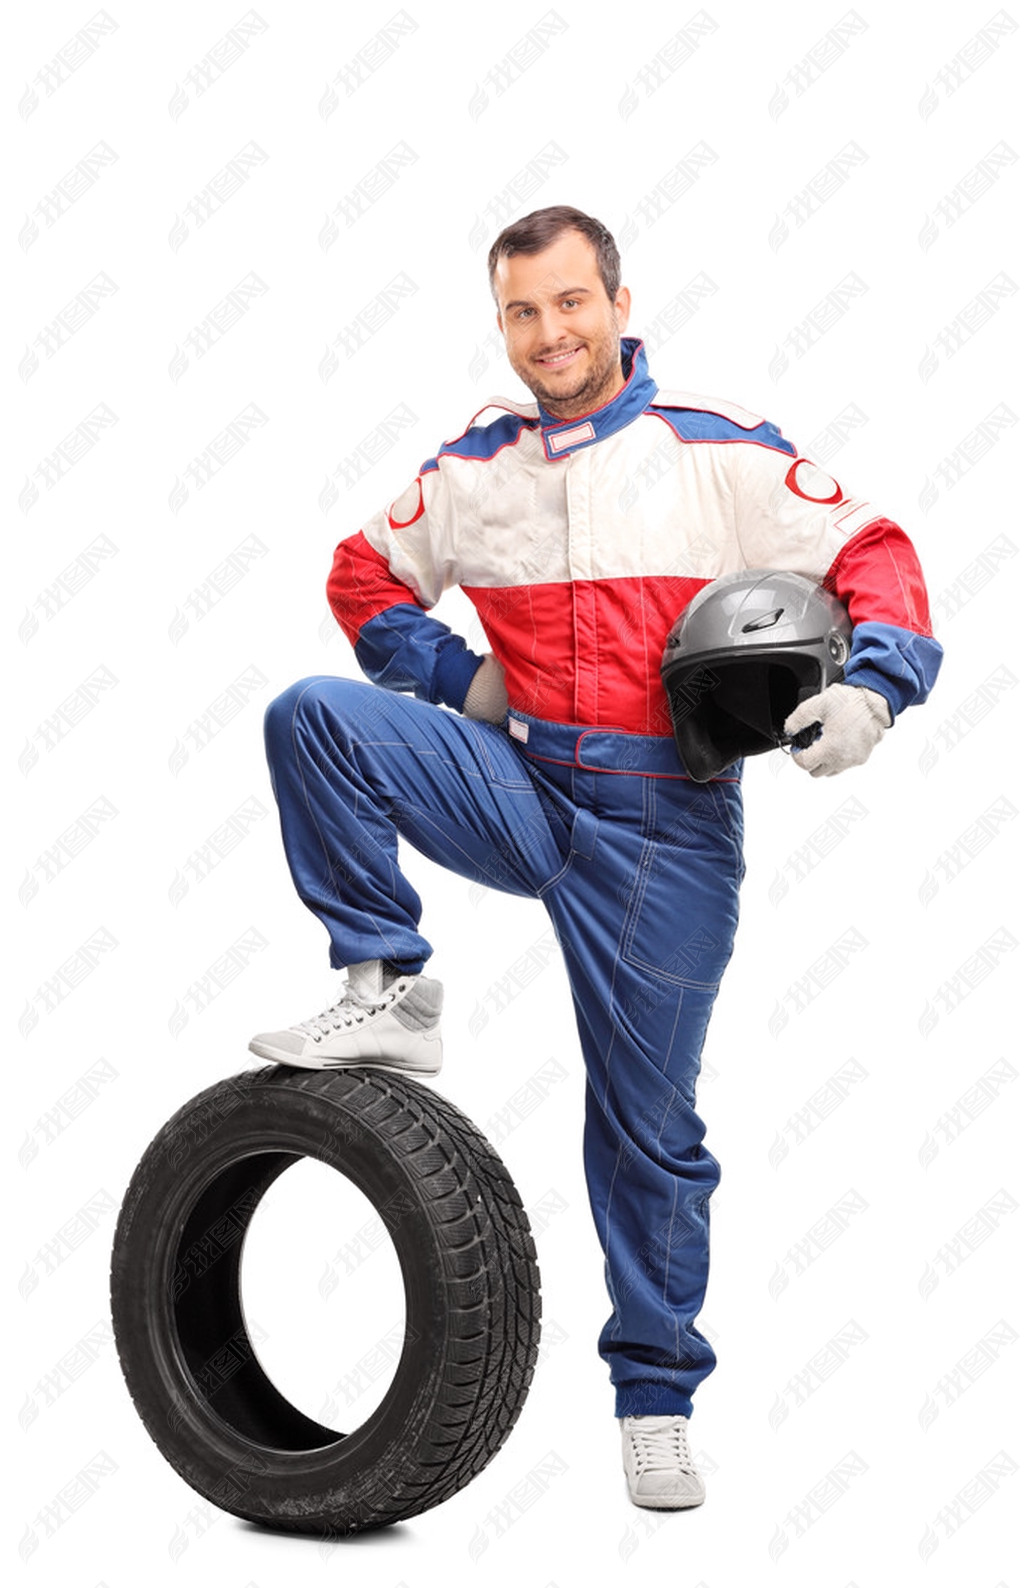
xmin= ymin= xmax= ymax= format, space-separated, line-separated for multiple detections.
xmin=535 ymin=368 xmax=592 ymax=399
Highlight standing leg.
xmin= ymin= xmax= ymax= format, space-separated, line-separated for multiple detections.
xmin=542 ymin=767 xmax=744 ymax=1419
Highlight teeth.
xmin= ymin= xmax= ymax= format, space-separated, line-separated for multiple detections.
xmin=540 ymin=347 xmax=581 ymax=365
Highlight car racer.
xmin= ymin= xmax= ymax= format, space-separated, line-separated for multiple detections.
xmin=249 ymin=206 xmax=942 ymax=1509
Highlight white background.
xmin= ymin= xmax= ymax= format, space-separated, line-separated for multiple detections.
xmin=9 ymin=2 xmax=1021 ymax=1585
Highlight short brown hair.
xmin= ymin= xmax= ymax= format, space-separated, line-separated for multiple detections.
xmin=487 ymin=205 xmax=621 ymax=304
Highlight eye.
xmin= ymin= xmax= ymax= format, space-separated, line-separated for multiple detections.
xmin=563 ymin=298 xmax=580 ymax=308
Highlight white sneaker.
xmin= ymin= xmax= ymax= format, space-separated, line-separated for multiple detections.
xmin=248 ymin=961 xmax=443 ymax=1073
xmin=620 ymin=1414 xmax=705 ymax=1509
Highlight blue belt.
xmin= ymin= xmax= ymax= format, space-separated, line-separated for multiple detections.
xmin=505 ymin=709 xmax=741 ymax=781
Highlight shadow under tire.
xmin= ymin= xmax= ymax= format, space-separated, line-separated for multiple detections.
xmin=109 ymin=1065 xmax=542 ymax=1535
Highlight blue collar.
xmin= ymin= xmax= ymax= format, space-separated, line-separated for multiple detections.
xmin=535 ymin=337 xmax=656 ymax=459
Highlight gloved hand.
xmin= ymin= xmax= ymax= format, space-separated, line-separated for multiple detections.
xmin=462 ymin=653 xmax=509 ymax=724
xmin=783 ymin=682 xmax=891 ymax=777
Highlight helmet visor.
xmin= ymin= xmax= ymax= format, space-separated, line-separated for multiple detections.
xmin=667 ymin=652 xmax=825 ymax=779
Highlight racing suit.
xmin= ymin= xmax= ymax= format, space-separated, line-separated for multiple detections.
xmin=263 ymin=336 xmax=942 ymax=1419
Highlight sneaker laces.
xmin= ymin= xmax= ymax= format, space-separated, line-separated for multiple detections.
xmin=627 ymin=1417 xmax=698 ymax=1475
xmin=294 ymin=980 xmax=399 ymax=1040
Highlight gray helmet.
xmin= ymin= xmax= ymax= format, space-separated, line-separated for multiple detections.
xmin=660 ymin=570 xmax=852 ymax=781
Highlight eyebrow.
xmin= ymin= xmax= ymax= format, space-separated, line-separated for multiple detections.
xmin=502 ymin=286 xmax=594 ymax=311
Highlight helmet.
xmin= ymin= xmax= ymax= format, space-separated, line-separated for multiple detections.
xmin=660 ymin=570 xmax=852 ymax=781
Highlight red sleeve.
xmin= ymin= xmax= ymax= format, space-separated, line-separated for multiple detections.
xmin=823 ymin=518 xmax=935 ymax=637
xmin=326 ymin=530 xmax=423 ymax=646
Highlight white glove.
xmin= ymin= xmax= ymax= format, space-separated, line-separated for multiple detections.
xmin=462 ymin=653 xmax=509 ymax=724
xmin=783 ymin=683 xmax=891 ymax=777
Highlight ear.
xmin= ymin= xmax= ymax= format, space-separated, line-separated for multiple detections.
xmin=495 ymin=308 xmax=504 ymax=335
xmin=614 ymin=285 xmax=631 ymax=332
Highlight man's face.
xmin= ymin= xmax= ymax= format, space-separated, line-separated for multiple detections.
xmin=493 ymin=230 xmax=631 ymax=420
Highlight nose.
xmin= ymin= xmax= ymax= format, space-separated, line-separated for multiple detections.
xmin=532 ymin=304 xmax=574 ymax=347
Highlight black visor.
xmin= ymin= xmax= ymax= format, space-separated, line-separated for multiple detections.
xmin=665 ymin=653 xmax=823 ymax=781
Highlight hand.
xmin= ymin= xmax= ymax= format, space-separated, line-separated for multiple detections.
xmin=462 ymin=654 xmax=509 ymax=724
xmin=783 ymin=683 xmax=891 ymax=777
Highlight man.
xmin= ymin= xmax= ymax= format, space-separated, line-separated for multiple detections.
xmin=250 ymin=206 xmax=942 ymax=1509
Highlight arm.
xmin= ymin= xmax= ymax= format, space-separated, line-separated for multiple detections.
xmin=732 ymin=448 xmax=943 ymax=720
xmin=327 ymin=469 xmax=489 ymax=713
xmin=820 ymin=517 xmax=942 ymax=722
xmin=732 ymin=443 xmax=942 ymax=775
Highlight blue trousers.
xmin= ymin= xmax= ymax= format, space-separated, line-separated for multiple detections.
xmin=263 ymin=677 xmax=745 ymax=1419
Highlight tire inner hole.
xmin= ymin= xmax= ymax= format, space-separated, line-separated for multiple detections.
xmin=172 ymin=1152 xmax=407 ymax=1450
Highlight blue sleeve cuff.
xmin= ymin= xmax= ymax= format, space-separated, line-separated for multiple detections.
xmin=843 ymin=621 xmax=944 ymax=718
xmin=434 ymin=645 xmax=485 ymax=711
xmin=354 ymin=605 xmax=484 ymax=710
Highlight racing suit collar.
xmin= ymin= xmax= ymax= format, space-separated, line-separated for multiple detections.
xmin=536 ymin=337 xmax=655 ymax=460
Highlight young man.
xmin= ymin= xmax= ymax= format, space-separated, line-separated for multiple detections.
xmin=250 ymin=206 xmax=941 ymax=1509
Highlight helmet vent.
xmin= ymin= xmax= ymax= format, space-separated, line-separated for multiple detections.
xmin=741 ymin=607 xmax=785 ymax=633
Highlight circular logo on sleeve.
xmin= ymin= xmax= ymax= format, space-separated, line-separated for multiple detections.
xmin=784 ymin=459 xmax=843 ymax=504
xmin=387 ymin=476 xmax=425 ymax=529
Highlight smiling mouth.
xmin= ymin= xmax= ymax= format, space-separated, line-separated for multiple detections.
xmin=535 ymin=345 xmax=584 ymax=368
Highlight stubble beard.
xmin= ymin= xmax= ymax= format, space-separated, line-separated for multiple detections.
xmin=514 ymin=323 xmax=623 ymax=419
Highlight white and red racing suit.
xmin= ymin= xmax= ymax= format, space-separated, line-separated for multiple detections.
xmin=327 ymin=336 xmax=942 ymax=731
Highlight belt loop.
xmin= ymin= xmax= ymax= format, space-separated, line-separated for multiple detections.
xmin=571 ymin=765 xmax=598 ymax=810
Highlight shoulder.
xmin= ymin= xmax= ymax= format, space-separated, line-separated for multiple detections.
xmin=420 ymin=396 xmax=539 ymax=474
xmin=647 ymin=388 xmax=796 ymax=455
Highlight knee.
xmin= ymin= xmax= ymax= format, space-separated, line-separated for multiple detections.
xmin=263 ymin=675 xmax=367 ymax=753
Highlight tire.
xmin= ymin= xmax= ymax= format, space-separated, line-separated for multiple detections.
xmin=109 ymin=1065 xmax=542 ymax=1535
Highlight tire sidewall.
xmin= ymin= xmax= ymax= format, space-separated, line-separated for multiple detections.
xmin=111 ymin=1071 xmax=453 ymax=1525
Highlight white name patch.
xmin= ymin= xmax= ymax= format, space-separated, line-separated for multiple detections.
xmin=549 ymin=422 xmax=596 ymax=451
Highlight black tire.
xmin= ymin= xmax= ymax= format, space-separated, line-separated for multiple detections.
xmin=109 ymin=1065 xmax=542 ymax=1535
